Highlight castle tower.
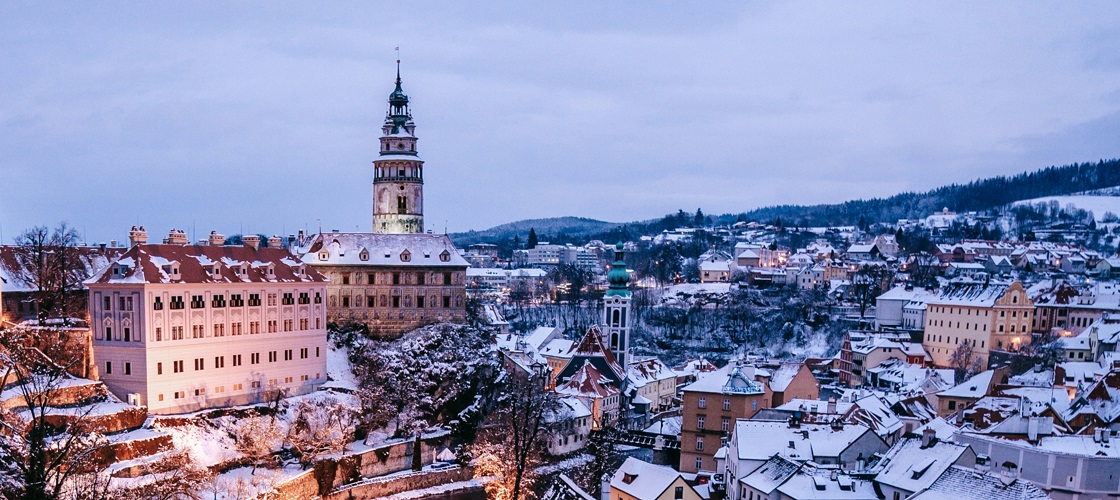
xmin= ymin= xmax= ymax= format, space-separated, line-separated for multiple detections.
xmin=372 ymin=61 xmax=424 ymax=234
xmin=603 ymin=242 xmax=632 ymax=367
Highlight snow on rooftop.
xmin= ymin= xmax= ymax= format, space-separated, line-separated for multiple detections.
xmin=611 ymin=457 xmax=687 ymax=500
xmin=938 ymin=370 xmax=996 ymax=399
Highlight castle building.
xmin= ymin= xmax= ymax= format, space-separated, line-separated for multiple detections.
xmin=87 ymin=228 xmax=329 ymax=414
xmin=301 ymin=65 xmax=468 ymax=337
xmin=299 ymin=232 xmax=468 ymax=337
xmin=373 ymin=62 xmax=424 ymax=234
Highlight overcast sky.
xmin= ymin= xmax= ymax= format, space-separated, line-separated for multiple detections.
xmin=2 ymin=2 xmax=1119 ymax=244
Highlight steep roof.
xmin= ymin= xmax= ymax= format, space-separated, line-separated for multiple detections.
xmin=555 ymin=361 xmax=620 ymax=399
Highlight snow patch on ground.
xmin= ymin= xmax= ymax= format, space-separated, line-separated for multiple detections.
xmin=323 ymin=340 xmax=360 ymax=391
xmin=1012 ymin=195 xmax=1120 ymax=220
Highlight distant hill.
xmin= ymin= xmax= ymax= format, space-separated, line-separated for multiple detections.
xmin=450 ymin=217 xmax=624 ymax=246
xmin=738 ymin=159 xmax=1120 ymax=227
xmin=452 ymin=158 xmax=1120 ymax=245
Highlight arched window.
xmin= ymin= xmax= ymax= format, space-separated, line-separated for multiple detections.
xmin=398 ymin=195 xmax=408 ymax=214
xmin=612 ymin=309 xmax=620 ymax=327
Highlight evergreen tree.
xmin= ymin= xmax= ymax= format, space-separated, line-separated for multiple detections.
xmin=527 ymin=228 xmax=538 ymax=249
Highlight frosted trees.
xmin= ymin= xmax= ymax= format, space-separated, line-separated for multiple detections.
xmin=0 ymin=325 xmax=106 ymax=500
xmin=232 ymin=416 xmax=283 ymax=475
xmin=285 ymin=396 xmax=356 ymax=468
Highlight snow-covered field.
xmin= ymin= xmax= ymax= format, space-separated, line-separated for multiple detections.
xmin=1012 ymin=195 xmax=1120 ymax=220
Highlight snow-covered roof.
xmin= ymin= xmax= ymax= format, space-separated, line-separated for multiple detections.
xmin=927 ymin=282 xmax=1014 ymax=308
xmin=87 ymin=244 xmax=325 ymax=284
xmin=730 ymin=420 xmax=873 ymax=462
xmin=610 ymin=457 xmax=690 ymax=499
xmin=628 ymin=358 xmax=677 ymax=387
xmin=555 ymin=361 xmax=620 ymax=399
xmin=525 ymin=326 xmax=561 ymax=351
xmin=768 ymin=363 xmax=804 ymax=393
xmin=909 ymin=465 xmax=1049 ymax=500
xmin=873 ymin=437 xmax=970 ymax=493
xmin=683 ymin=363 xmax=764 ymax=395
xmin=775 ymin=466 xmax=878 ymax=500
xmin=298 ymin=232 xmax=468 ymax=268
xmin=742 ymin=455 xmax=801 ymax=495
xmin=938 ymin=370 xmax=997 ymax=399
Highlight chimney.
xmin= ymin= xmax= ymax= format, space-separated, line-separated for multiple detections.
xmin=209 ymin=231 xmax=226 ymax=246
xmin=921 ymin=427 xmax=936 ymax=448
xmin=1027 ymin=416 xmax=1044 ymax=443
xmin=600 ymin=473 xmax=611 ymax=500
xmin=827 ymin=396 xmax=837 ymax=414
xmin=164 ymin=228 xmax=188 ymax=245
xmin=975 ymin=454 xmax=990 ymax=474
xmin=129 ymin=226 xmax=148 ymax=246
xmin=267 ymin=235 xmax=283 ymax=249
xmin=109 ymin=239 xmax=118 ymax=248
xmin=242 ymin=235 xmax=260 ymax=250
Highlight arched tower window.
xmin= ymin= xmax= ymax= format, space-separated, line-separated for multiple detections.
xmin=612 ymin=309 xmax=620 ymax=327
xmin=611 ymin=332 xmax=619 ymax=349
xmin=398 ymin=195 xmax=408 ymax=214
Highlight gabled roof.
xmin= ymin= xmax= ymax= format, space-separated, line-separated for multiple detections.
xmin=555 ymin=361 xmax=620 ymax=399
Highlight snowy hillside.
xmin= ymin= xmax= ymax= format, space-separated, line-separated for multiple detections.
xmin=1012 ymin=194 xmax=1120 ymax=221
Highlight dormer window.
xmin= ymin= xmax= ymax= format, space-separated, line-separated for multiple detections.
xmin=318 ymin=251 xmax=328 ymax=261
xmin=359 ymin=249 xmax=369 ymax=261
xmin=440 ymin=250 xmax=451 ymax=262
xmin=400 ymin=250 xmax=411 ymax=262
xmin=210 ymin=265 xmax=220 ymax=278
xmin=265 ymin=265 xmax=275 ymax=278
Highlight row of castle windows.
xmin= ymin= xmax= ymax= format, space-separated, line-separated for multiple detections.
xmin=336 ymin=294 xmax=460 ymax=309
xmin=340 ymin=271 xmax=456 ymax=286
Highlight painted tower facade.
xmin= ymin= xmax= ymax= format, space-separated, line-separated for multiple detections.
xmin=603 ymin=242 xmax=632 ymax=367
xmin=373 ymin=64 xmax=425 ymax=234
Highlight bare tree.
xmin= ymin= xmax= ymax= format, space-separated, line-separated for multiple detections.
xmin=471 ymin=366 xmax=562 ymax=500
xmin=232 ymin=415 xmax=284 ymax=475
xmin=948 ymin=340 xmax=982 ymax=384
xmin=11 ymin=223 xmax=86 ymax=325
xmin=285 ymin=396 xmax=356 ymax=469
xmin=0 ymin=325 xmax=110 ymax=500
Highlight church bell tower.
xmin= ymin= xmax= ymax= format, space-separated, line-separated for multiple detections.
xmin=373 ymin=61 xmax=424 ymax=234
xmin=603 ymin=242 xmax=632 ymax=367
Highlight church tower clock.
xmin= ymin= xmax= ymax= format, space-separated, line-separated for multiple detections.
xmin=373 ymin=62 xmax=424 ymax=234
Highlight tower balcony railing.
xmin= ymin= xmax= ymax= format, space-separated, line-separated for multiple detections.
xmin=374 ymin=175 xmax=424 ymax=183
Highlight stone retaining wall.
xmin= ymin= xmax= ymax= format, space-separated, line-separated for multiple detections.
xmin=324 ymin=466 xmax=474 ymax=500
